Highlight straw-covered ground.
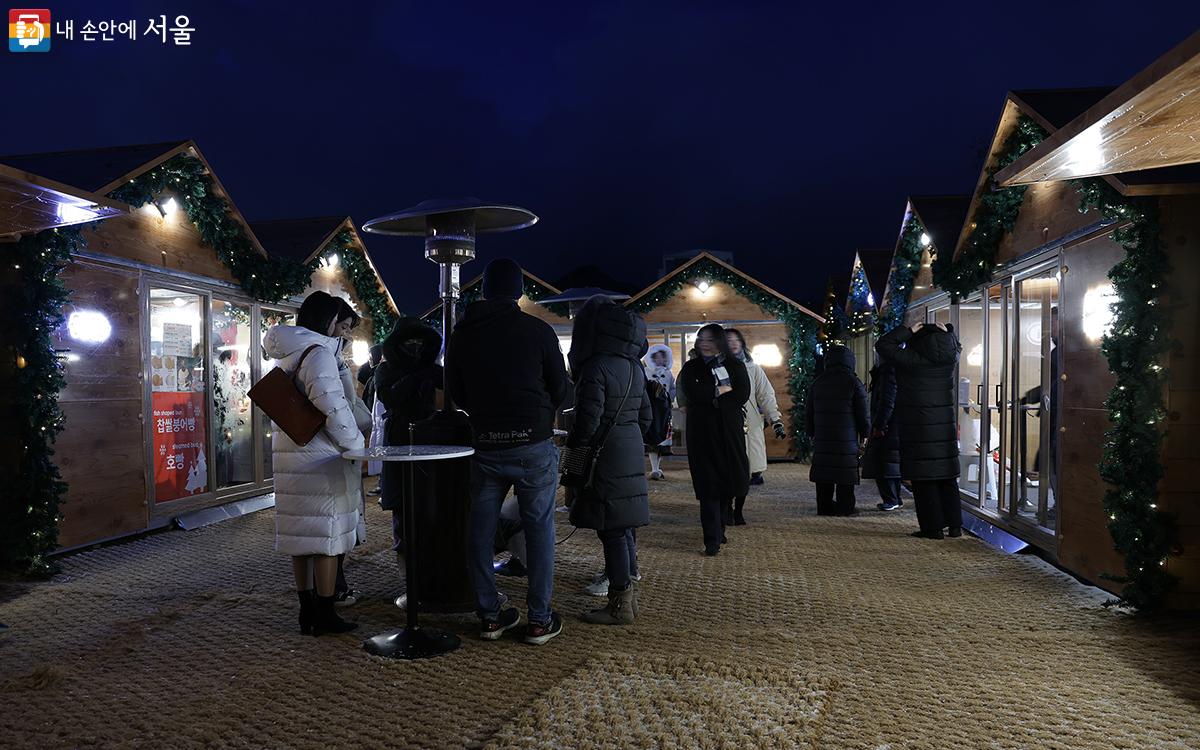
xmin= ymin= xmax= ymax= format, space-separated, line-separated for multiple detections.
xmin=1 ymin=461 xmax=1198 ymax=749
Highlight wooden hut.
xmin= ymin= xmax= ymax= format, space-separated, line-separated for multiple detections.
xmin=890 ymin=79 xmax=1200 ymax=608
xmin=0 ymin=141 xmax=397 ymax=553
xmin=841 ymin=247 xmax=892 ymax=383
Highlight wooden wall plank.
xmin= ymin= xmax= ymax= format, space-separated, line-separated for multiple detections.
xmin=87 ymin=208 xmax=238 ymax=282
xmin=54 ymin=261 xmax=143 ymax=402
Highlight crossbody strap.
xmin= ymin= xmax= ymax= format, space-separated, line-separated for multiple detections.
xmin=291 ymin=344 xmax=323 ymax=387
xmin=592 ymin=360 xmax=637 ymax=452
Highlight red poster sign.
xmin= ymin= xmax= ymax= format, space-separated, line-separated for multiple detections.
xmin=152 ymin=391 xmax=208 ymax=503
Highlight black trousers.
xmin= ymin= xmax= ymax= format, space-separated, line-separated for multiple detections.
xmin=597 ymin=527 xmax=636 ymax=589
xmin=876 ymin=478 xmax=901 ymax=505
xmin=911 ymin=479 xmax=963 ymax=533
xmin=697 ymin=493 xmax=726 ymax=550
xmin=815 ymin=483 xmax=856 ymax=515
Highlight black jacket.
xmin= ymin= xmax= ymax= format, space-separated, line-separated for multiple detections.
xmin=566 ymin=297 xmax=653 ymax=531
xmin=375 ymin=318 xmax=443 ymax=511
xmin=875 ymin=324 xmax=961 ymax=480
xmin=805 ymin=345 xmax=869 ymax=485
xmin=678 ymin=354 xmax=751 ymax=499
xmin=861 ymin=362 xmax=901 ymax=480
xmin=445 ymin=298 xmax=570 ymax=449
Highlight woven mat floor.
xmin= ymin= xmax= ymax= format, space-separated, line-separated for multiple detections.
xmin=1 ymin=461 xmax=1197 ymax=749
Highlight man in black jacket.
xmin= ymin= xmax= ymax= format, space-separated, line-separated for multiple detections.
xmin=876 ymin=322 xmax=963 ymax=539
xmin=445 ymin=258 xmax=571 ymax=645
xmin=805 ymin=345 xmax=870 ymax=515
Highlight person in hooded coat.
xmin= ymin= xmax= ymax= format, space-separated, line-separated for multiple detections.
xmin=876 ymin=322 xmax=962 ymax=539
xmin=805 ymin=344 xmax=870 ymax=515
xmin=642 ymin=343 xmax=676 ymax=480
xmin=262 ymin=290 xmax=364 ymax=636
xmin=374 ymin=317 xmax=443 ymax=554
xmin=566 ymin=296 xmax=653 ymax=625
xmin=677 ymin=323 xmax=751 ymax=556
xmin=724 ymin=329 xmax=787 ymax=522
xmin=862 ymin=359 xmax=902 ymax=511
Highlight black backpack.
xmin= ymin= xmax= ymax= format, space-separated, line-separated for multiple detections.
xmin=643 ymin=378 xmax=672 ymax=445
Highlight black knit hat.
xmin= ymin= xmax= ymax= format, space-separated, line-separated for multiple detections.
xmin=482 ymin=258 xmax=523 ymax=301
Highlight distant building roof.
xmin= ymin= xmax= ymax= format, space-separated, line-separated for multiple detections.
xmin=1010 ymin=88 xmax=1115 ymax=130
xmin=0 ymin=141 xmax=188 ymax=194
xmin=856 ymin=248 xmax=893 ymax=307
xmin=250 ymin=216 xmax=348 ymax=264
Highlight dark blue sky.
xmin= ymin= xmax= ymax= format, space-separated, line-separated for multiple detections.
xmin=4 ymin=2 xmax=1198 ymax=311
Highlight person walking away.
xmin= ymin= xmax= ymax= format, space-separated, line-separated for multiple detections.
xmin=374 ymin=317 xmax=443 ymax=562
xmin=262 ymin=290 xmax=365 ymax=635
xmin=359 ymin=344 xmax=385 ymax=493
xmin=676 ymin=323 xmax=750 ymax=556
xmin=446 ymin=258 xmax=571 ymax=645
xmin=862 ymin=359 xmax=902 ymax=511
xmin=805 ymin=344 xmax=869 ymax=516
xmin=566 ymin=297 xmax=652 ymax=624
xmin=725 ymin=329 xmax=787 ymax=522
xmin=875 ymin=322 xmax=962 ymax=539
xmin=642 ymin=344 xmax=676 ymax=480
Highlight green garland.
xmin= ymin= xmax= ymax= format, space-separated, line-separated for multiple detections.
xmin=629 ymin=257 xmax=818 ymax=459
xmin=875 ymin=215 xmax=927 ymax=336
xmin=1 ymin=227 xmax=87 ymax=574
xmin=109 ymin=154 xmax=319 ymax=303
xmin=818 ymin=283 xmax=848 ymax=347
xmin=1072 ymin=179 xmax=1175 ymax=609
xmin=321 ymin=230 xmax=399 ymax=344
xmin=846 ymin=262 xmax=873 ymax=335
xmin=934 ymin=116 xmax=1047 ymax=298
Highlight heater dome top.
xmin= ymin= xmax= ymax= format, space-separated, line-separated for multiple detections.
xmin=362 ymin=198 xmax=538 ymax=236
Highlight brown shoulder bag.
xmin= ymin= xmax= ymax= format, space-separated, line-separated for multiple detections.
xmin=248 ymin=344 xmax=326 ymax=446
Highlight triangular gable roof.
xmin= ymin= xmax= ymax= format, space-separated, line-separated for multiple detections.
xmin=252 ymin=216 xmax=399 ymax=316
xmin=851 ymin=248 xmax=893 ymax=310
xmin=624 ymin=251 xmax=822 ymax=322
xmin=0 ymin=140 xmax=271 ymax=259
xmin=0 ymin=162 xmax=127 ymax=237
xmin=419 ymin=269 xmax=562 ymax=320
xmin=879 ymin=195 xmax=970 ymax=311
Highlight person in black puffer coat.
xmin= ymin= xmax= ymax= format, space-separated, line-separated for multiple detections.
xmin=876 ymin=322 xmax=962 ymax=539
xmin=375 ymin=318 xmax=443 ymax=552
xmin=861 ymin=360 xmax=902 ymax=511
xmin=805 ymin=344 xmax=869 ymax=516
xmin=566 ymin=296 xmax=652 ymax=625
xmin=677 ymin=323 xmax=751 ymax=556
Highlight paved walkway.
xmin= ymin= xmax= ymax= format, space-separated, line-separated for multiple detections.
xmin=1 ymin=462 xmax=1197 ymax=749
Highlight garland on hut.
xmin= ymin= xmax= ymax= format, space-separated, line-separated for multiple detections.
xmin=845 ymin=262 xmax=874 ymax=335
xmin=628 ymin=257 xmax=818 ymax=459
xmin=933 ymin=116 xmax=1047 ymax=298
xmin=109 ymin=154 xmax=319 ymax=303
xmin=874 ymin=215 xmax=927 ymax=336
xmin=817 ymin=282 xmax=848 ymax=348
xmin=321 ymin=230 xmax=399 ymax=343
xmin=1 ymin=227 xmax=86 ymax=574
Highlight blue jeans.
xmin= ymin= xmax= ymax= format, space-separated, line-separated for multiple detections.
xmin=468 ymin=439 xmax=558 ymax=625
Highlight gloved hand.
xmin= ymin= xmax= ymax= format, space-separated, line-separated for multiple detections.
xmin=772 ymin=421 xmax=787 ymax=440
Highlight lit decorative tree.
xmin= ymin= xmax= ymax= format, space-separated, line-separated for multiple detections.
xmin=845 ymin=260 xmax=874 ymax=335
xmin=818 ymin=280 xmax=848 ymax=348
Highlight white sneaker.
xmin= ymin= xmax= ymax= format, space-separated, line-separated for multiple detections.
xmin=649 ymin=470 xmax=665 ymax=481
xmin=584 ymin=574 xmax=609 ymax=597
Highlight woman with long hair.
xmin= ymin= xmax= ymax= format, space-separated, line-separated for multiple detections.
xmin=262 ymin=291 xmax=365 ymax=635
xmin=676 ymin=323 xmax=750 ymax=556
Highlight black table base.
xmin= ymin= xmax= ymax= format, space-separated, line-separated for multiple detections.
xmin=363 ymin=625 xmax=461 ymax=659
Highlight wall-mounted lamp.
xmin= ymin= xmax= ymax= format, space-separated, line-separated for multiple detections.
xmin=693 ymin=279 xmax=712 ymax=295
xmin=919 ymin=233 xmax=931 ymax=248
xmin=324 ymin=253 xmax=340 ymax=269
xmin=155 ymin=197 xmax=178 ymax=217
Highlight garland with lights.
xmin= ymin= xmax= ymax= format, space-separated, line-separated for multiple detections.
xmin=1 ymin=227 xmax=86 ymax=574
xmin=1072 ymin=179 xmax=1176 ymax=609
xmin=933 ymin=116 xmax=1047 ymax=298
xmin=321 ymin=229 xmax=399 ymax=343
xmin=109 ymin=154 xmax=319 ymax=303
xmin=845 ymin=262 xmax=874 ymax=335
xmin=875 ymin=215 xmax=927 ymax=336
xmin=817 ymin=282 xmax=848 ymax=348
xmin=628 ymin=257 xmax=819 ymax=459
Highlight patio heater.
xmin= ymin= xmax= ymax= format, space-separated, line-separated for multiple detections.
xmin=362 ymin=198 xmax=538 ymax=614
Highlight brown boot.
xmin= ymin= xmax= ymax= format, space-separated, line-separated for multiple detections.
xmin=581 ymin=583 xmax=635 ymax=625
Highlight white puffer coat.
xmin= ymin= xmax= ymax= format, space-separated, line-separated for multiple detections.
xmin=263 ymin=325 xmax=364 ymax=556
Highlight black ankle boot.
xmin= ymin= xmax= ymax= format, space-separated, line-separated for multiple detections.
xmin=733 ymin=497 xmax=747 ymax=525
xmin=313 ymin=594 xmax=358 ymax=636
xmin=298 ymin=589 xmax=316 ymax=635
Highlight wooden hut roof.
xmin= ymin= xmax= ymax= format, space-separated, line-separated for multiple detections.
xmin=0 ymin=162 xmax=127 ymax=238
xmin=624 ymin=251 xmax=823 ymax=322
xmin=909 ymin=195 xmax=971 ymax=258
xmin=419 ymin=268 xmax=561 ymax=320
xmin=855 ymin=248 xmax=894 ymax=308
xmin=999 ymin=30 xmax=1200 ymax=187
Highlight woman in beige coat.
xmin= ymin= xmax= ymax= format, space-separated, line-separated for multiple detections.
xmin=725 ymin=329 xmax=787 ymax=523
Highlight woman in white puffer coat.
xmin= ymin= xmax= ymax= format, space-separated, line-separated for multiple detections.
xmin=262 ymin=291 xmax=364 ymax=636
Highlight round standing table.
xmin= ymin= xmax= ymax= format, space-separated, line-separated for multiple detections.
xmin=343 ymin=444 xmax=474 ymax=659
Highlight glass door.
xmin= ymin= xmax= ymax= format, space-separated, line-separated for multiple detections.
xmin=956 ymin=294 xmax=985 ymax=502
xmin=258 ymin=309 xmax=295 ymax=479
xmin=148 ymin=287 xmax=209 ymax=504
xmin=212 ymin=299 xmax=254 ymax=490
xmin=981 ymin=283 xmax=1012 ymax=516
xmin=1011 ymin=266 xmax=1060 ymax=531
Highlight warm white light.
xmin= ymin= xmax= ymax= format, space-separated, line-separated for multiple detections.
xmin=1066 ymin=125 xmax=1106 ymax=173
xmin=866 ymin=292 xmax=875 ymax=307
xmin=65 ymin=353 xmax=81 ymax=363
xmin=920 ymin=233 xmax=931 ymax=247
xmin=67 ymin=310 xmax=112 ymax=343
xmin=173 ymin=297 xmax=187 ymax=307
xmin=751 ymin=344 xmax=783 ymax=367
xmin=696 ymin=280 xmax=711 ymax=294
xmin=351 ymin=339 xmax=370 ymax=365
xmin=161 ymin=197 xmax=177 ymax=216
xmin=1083 ymin=283 xmax=1118 ymax=341
xmin=326 ymin=253 xmax=340 ymax=268
xmin=56 ymin=202 xmax=98 ymax=224
xmin=967 ymin=344 xmax=983 ymax=367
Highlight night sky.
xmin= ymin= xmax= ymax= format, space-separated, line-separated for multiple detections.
xmin=4 ymin=2 xmax=1198 ymax=312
